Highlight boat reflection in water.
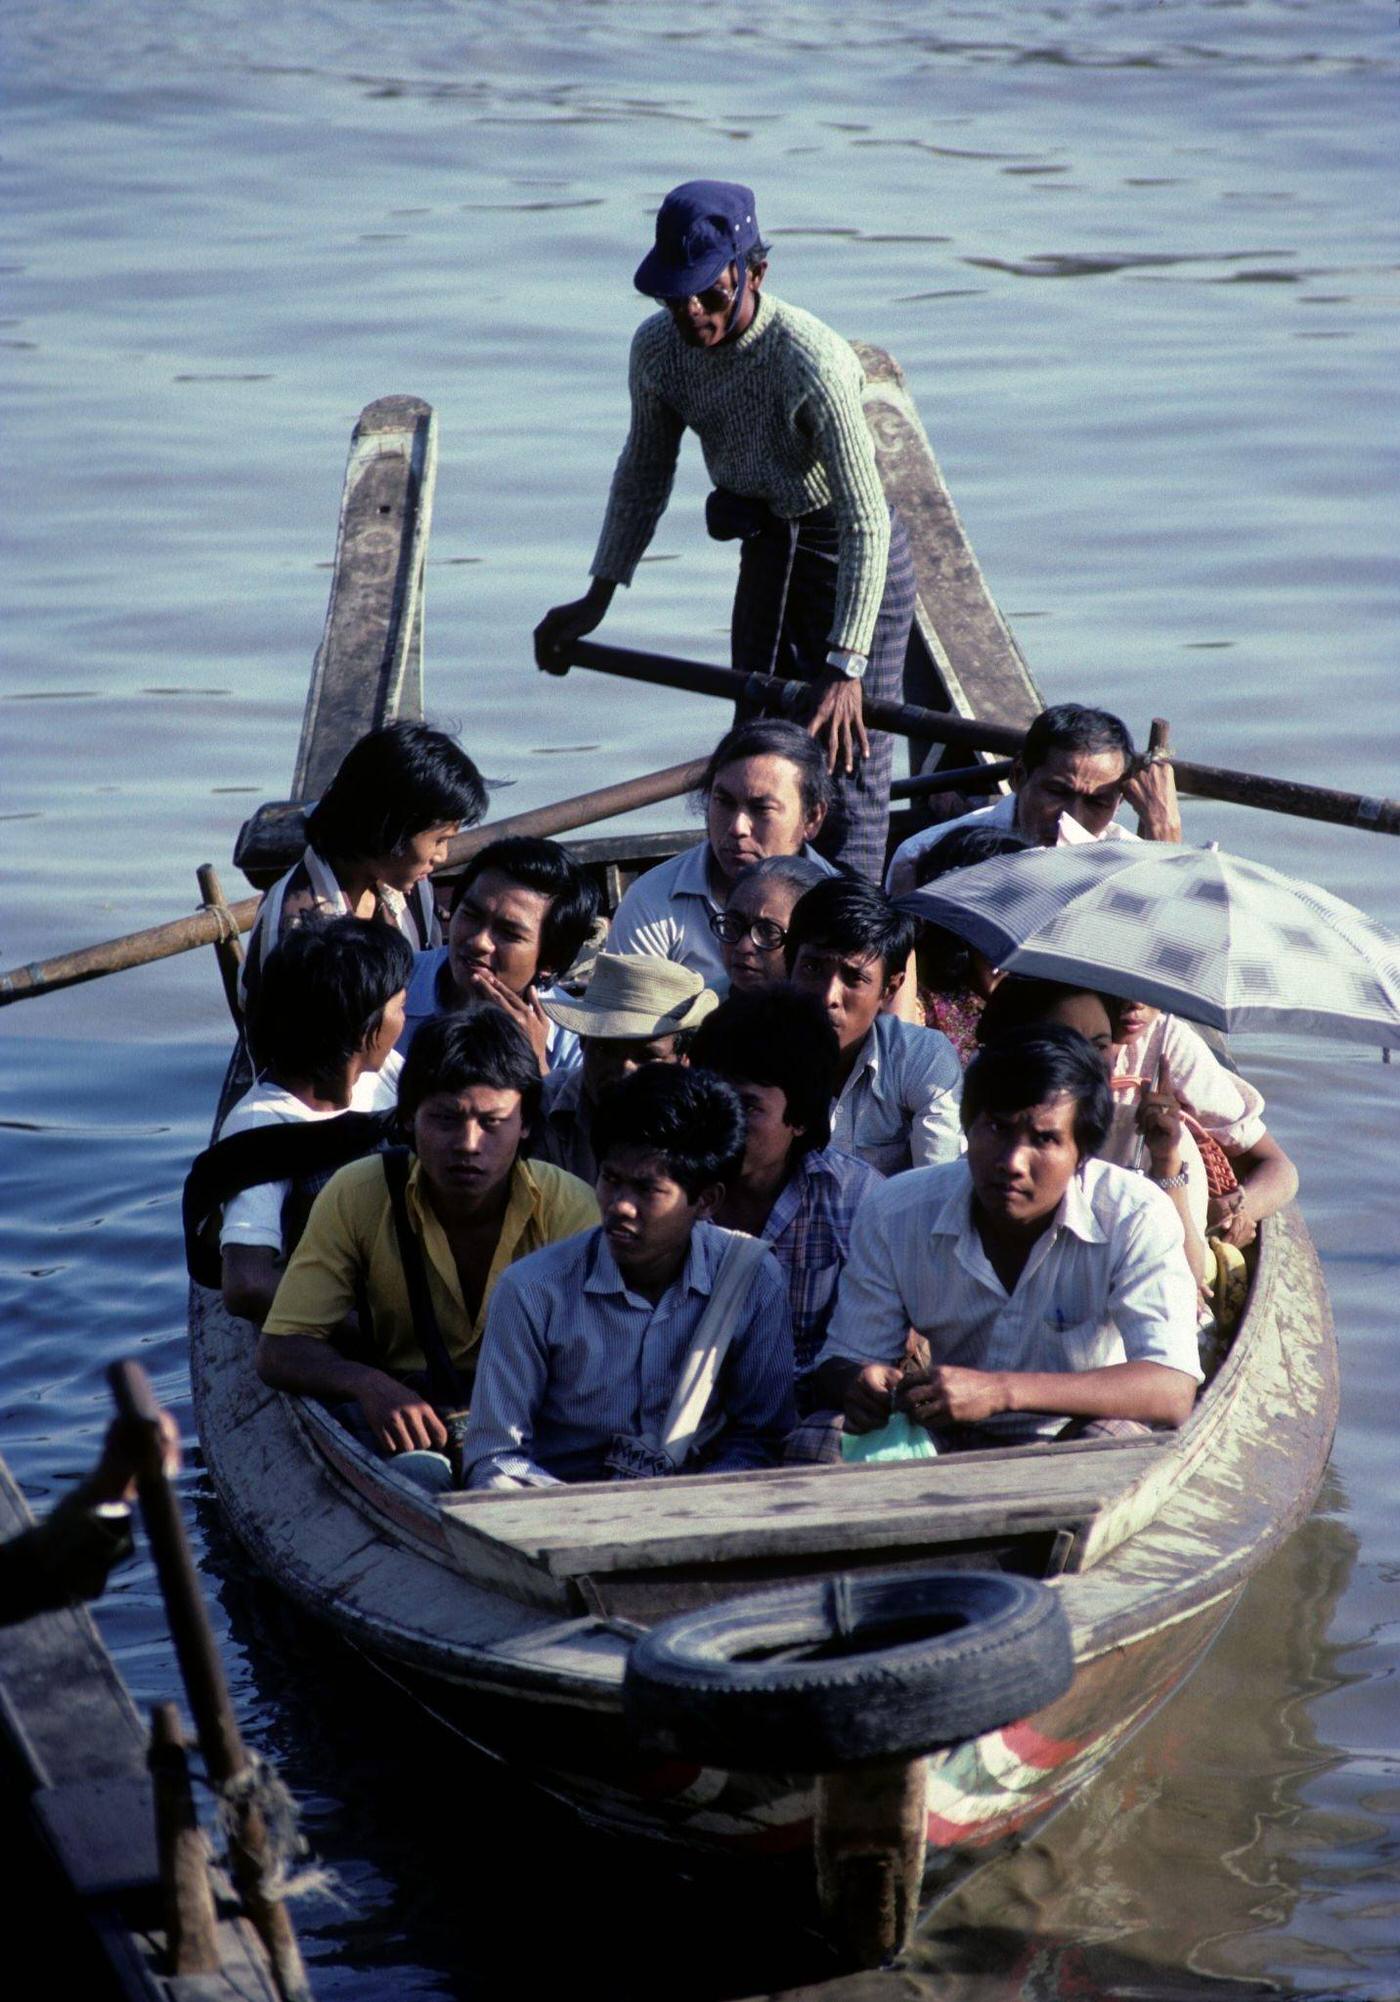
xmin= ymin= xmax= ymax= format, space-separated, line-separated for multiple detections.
xmin=903 ymin=1477 xmax=1362 ymax=1999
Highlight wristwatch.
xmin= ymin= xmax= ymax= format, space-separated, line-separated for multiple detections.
xmin=1149 ymin=1166 xmax=1190 ymax=1191
xmin=825 ymin=646 xmax=868 ymax=681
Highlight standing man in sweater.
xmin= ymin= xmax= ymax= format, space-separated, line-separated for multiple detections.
xmin=534 ymin=180 xmax=916 ymax=884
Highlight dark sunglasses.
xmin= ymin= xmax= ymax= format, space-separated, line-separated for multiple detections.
xmin=662 ymin=277 xmax=736 ymax=315
xmin=709 ymin=910 xmax=787 ymax=950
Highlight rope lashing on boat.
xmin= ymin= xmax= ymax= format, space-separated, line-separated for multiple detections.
xmin=214 ymin=1752 xmax=341 ymax=1906
xmin=202 ymin=898 xmax=242 ymax=949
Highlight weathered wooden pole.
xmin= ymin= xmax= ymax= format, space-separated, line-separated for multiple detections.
xmin=108 ymin=1361 xmax=311 ymax=2002
xmin=196 ymin=863 xmax=247 ymax=1027
xmin=546 ymin=640 xmax=1400 ymax=838
xmin=149 ymin=1702 xmax=222 ymax=1976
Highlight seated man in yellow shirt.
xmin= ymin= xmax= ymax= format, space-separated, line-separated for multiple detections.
xmin=256 ymin=1007 xmax=599 ymax=1473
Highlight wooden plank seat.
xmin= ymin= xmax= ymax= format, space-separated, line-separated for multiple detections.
xmin=439 ymin=1435 xmax=1173 ymax=1615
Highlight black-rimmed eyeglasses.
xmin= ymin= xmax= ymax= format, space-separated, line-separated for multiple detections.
xmin=709 ymin=910 xmax=787 ymax=950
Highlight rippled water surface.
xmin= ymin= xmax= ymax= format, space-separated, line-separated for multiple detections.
xmin=3 ymin=4 xmax=1397 ymax=1996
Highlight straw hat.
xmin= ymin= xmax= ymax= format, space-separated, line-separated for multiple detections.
xmin=539 ymin=953 xmax=718 ymax=1040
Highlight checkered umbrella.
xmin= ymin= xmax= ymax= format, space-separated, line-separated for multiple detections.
xmin=896 ymin=841 xmax=1400 ymax=1046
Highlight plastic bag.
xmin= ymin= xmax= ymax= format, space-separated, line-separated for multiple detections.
xmin=839 ymin=1411 xmax=939 ymax=1464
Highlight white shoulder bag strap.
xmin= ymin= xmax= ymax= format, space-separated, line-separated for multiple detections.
xmin=658 ymin=1230 xmax=775 ymax=1469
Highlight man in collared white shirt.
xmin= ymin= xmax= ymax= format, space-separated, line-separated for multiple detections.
xmin=808 ymin=1023 xmax=1201 ymax=1446
xmin=885 ymin=702 xmax=1182 ymax=897
xmin=606 ymin=719 xmax=838 ymax=991
xmin=785 ymin=876 xmax=962 ymax=1175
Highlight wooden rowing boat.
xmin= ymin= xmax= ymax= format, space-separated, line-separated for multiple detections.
xmin=188 ymin=376 xmax=1339 ymax=1960
xmin=0 ymin=1451 xmax=285 ymax=2001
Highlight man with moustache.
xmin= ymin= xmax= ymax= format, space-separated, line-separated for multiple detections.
xmin=534 ymin=179 xmax=916 ymax=883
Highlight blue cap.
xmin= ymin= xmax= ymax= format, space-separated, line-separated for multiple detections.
xmin=634 ymin=180 xmax=761 ymax=298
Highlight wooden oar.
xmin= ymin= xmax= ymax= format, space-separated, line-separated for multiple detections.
xmin=108 ymin=1360 xmax=311 ymax=2002
xmin=550 ymin=639 xmax=1400 ymax=838
xmin=0 ymin=756 xmax=708 ymax=1009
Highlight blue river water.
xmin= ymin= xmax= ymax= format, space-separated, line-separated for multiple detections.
xmin=2 ymin=4 xmax=1398 ymax=1995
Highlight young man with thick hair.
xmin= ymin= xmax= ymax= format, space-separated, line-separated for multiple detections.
xmin=534 ymin=179 xmax=917 ymax=882
xmin=806 ymin=1024 xmax=1201 ymax=1452
xmin=398 ymin=834 xmax=601 ymax=1070
xmin=689 ymin=986 xmax=882 ymax=1372
xmin=461 ymin=1064 xmax=795 ymax=1489
xmin=605 ymin=717 xmax=837 ymax=989
xmin=218 ymin=917 xmax=412 ymax=1326
xmin=785 ymin=876 xmax=963 ymax=1174
xmin=242 ymin=719 xmax=487 ymax=1006
xmin=256 ymin=1008 xmax=598 ymax=1463
xmin=885 ymin=701 xmax=1182 ymax=894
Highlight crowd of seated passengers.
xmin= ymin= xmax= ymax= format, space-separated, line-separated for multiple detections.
xmin=219 ymin=691 xmax=1295 ymax=1490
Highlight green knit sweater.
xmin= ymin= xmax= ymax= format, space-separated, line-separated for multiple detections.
xmin=590 ymin=293 xmax=892 ymax=658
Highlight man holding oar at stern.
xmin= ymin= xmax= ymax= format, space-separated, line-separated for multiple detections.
xmin=534 ymin=179 xmax=916 ymax=884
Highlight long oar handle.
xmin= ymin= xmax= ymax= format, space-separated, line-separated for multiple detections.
xmin=554 ymin=640 xmax=1400 ymax=838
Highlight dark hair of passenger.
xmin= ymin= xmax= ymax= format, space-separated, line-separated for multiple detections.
xmin=697 ymin=718 xmax=834 ymax=824
xmin=688 ymin=987 xmax=838 ymax=1158
xmin=745 ymin=237 xmax=772 ymax=278
xmin=1020 ymin=703 xmax=1136 ymax=777
xmin=728 ymin=853 xmax=829 ymax=902
xmin=590 ymin=1065 xmax=747 ymax=1200
xmin=448 ymin=836 xmax=601 ymax=980
xmin=303 ymin=721 xmax=488 ymax=864
xmin=398 ymin=1005 xmax=542 ymax=1133
xmin=783 ymin=876 xmax=914 ymax=981
xmin=962 ymin=1023 xmax=1113 ymax=1160
xmin=912 ymin=826 xmax=1032 ymax=987
xmin=912 ymin=823 xmax=1031 ymax=890
xmin=248 ymin=917 xmax=413 ymax=1093
xmin=975 ymin=976 xmax=1111 ymax=1049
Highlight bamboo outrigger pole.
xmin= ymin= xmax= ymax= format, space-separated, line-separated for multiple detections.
xmin=0 ymin=756 xmax=708 ymax=1009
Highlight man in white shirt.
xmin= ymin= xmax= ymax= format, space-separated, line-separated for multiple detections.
xmin=807 ymin=1022 xmax=1201 ymax=1447
xmin=885 ymin=702 xmax=1183 ymax=895
xmin=784 ymin=876 xmax=963 ymax=1174
xmin=606 ymin=719 xmax=837 ymax=991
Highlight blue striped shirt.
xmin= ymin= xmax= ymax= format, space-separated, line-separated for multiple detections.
xmin=461 ymin=1222 xmax=795 ymax=1487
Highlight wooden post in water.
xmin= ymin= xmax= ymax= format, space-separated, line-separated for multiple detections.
xmin=814 ymin=1756 xmax=930 ymax=1970
xmin=149 ymin=1702 xmax=222 ymax=1976
xmin=108 ymin=1361 xmax=311 ymax=2002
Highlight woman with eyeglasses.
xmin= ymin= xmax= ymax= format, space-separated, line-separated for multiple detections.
xmin=533 ymin=179 xmax=917 ymax=885
xmin=606 ymin=719 xmax=837 ymax=993
xmin=712 ymin=854 xmax=829 ymax=993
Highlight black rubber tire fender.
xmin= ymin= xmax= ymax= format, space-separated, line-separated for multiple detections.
xmin=623 ymin=1568 xmax=1074 ymax=1773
